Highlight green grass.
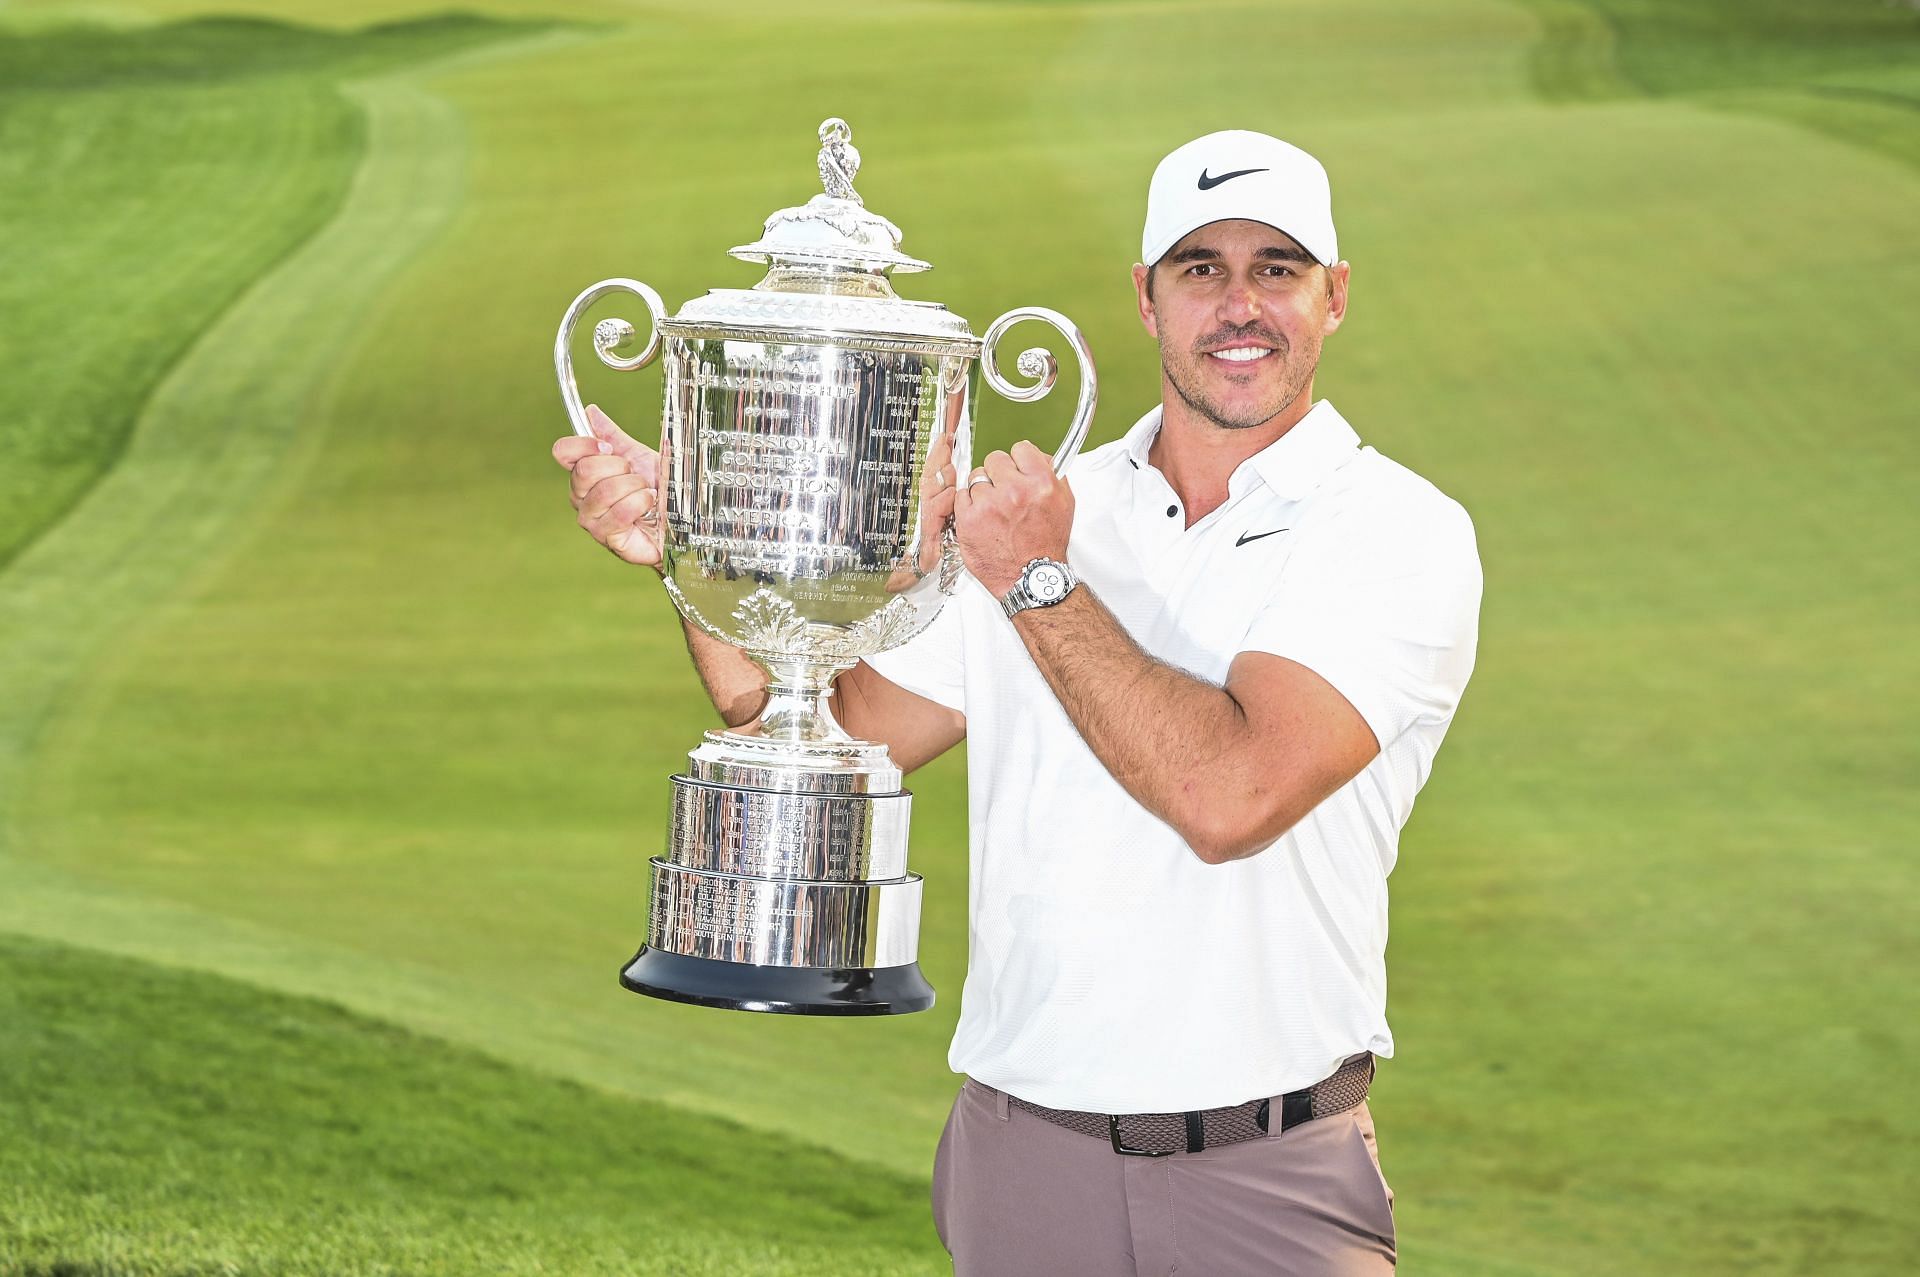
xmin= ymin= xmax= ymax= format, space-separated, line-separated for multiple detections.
xmin=1554 ymin=0 xmax=1919 ymax=96
xmin=0 ymin=14 xmax=539 ymax=570
xmin=0 ymin=1 xmax=1916 ymax=1273
xmin=1523 ymin=0 xmax=1920 ymax=166
xmin=0 ymin=933 xmax=940 ymax=1275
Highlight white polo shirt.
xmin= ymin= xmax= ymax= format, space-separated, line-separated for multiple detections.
xmin=864 ymin=399 xmax=1482 ymax=1112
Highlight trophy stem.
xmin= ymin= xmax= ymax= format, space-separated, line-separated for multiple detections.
xmin=754 ymin=658 xmax=857 ymax=745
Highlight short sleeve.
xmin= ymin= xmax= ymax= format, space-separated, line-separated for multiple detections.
xmin=1243 ymin=496 xmax=1482 ymax=750
xmin=860 ymin=589 xmax=968 ymax=714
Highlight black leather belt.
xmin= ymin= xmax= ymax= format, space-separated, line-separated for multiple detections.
xmin=1006 ymin=1052 xmax=1375 ymax=1157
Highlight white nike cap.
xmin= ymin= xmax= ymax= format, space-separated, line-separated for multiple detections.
xmin=1141 ymin=130 xmax=1338 ymax=268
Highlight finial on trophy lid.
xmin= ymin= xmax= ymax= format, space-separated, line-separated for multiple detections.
xmin=730 ymin=116 xmax=931 ymax=287
xmin=816 ymin=117 xmax=861 ymax=204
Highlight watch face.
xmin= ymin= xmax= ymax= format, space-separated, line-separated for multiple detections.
xmin=1027 ymin=563 xmax=1070 ymax=603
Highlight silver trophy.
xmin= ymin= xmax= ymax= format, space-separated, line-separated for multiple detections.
xmin=554 ymin=118 xmax=1095 ymax=1014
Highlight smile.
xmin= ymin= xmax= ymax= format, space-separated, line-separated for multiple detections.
xmin=1206 ymin=346 xmax=1274 ymax=363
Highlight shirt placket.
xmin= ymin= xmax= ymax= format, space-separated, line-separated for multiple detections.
xmin=1129 ymin=463 xmax=1248 ymax=645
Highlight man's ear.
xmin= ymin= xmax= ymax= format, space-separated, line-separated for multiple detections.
xmin=1323 ymin=261 xmax=1351 ymax=336
xmin=1132 ymin=262 xmax=1158 ymax=339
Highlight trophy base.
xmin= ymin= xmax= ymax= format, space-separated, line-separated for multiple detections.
xmin=619 ymin=946 xmax=935 ymax=1016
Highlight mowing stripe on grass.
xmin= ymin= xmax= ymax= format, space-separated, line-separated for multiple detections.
xmin=0 ymin=47 xmax=494 ymax=830
xmin=0 ymin=15 xmax=550 ymax=571
xmin=0 ymin=74 xmax=363 ymax=571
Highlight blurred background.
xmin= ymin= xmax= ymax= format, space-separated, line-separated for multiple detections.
xmin=1 ymin=0 xmax=1915 ymax=1273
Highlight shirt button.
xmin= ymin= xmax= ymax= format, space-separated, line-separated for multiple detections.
xmin=1166 ymin=505 xmax=1178 ymax=518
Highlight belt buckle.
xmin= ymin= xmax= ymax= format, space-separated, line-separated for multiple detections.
xmin=1108 ymin=1114 xmax=1175 ymax=1158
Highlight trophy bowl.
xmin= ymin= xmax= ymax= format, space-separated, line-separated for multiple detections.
xmin=554 ymin=118 xmax=1096 ymax=1014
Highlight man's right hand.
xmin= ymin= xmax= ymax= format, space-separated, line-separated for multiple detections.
xmin=553 ymin=404 xmax=664 ymax=571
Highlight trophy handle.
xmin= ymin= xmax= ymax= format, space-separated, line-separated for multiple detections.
xmin=555 ymin=278 xmax=668 ymax=437
xmin=980 ymin=306 xmax=1098 ymax=475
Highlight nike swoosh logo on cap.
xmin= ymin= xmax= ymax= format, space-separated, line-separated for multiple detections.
xmin=1198 ymin=167 xmax=1268 ymax=190
xmin=1235 ymin=528 xmax=1289 ymax=546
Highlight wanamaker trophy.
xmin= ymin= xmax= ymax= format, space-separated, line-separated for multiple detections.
xmin=553 ymin=118 xmax=1097 ymax=1015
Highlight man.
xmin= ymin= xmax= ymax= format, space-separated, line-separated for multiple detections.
xmin=556 ymin=130 xmax=1481 ymax=1275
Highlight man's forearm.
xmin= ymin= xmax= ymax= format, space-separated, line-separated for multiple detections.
xmin=1008 ymin=588 xmax=1255 ymax=857
xmin=678 ymin=613 xmax=767 ymax=729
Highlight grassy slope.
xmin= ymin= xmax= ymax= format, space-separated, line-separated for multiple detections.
xmin=0 ymin=38 xmax=356 ymax=571
xmin=1349 ymin=5 xmax=1920 ymax=1271
xmin=0 ymin=934 xmax=939 ymax=1276
xmin=0 ymin=15 xmax=954 ymax=1277
xmin=1563 ymin=0 xmax=1918 ymax=95
xmin=1525 ymin=0 xmax=1920 ymax=166
xmin=0 ymin=14 xmax=561 ymax=824
xmin=0 ymin=1 xmax=1914 ymax=1274
xmin=0 ymin=16 xmax=534 ymax=570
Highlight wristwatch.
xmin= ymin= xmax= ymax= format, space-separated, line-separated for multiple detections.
xmin=1001 ymin=557 xmax=1079 ymax=619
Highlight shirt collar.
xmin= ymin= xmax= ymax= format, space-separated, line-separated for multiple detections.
xmin=1244 ymin=400 xmax=1362 ymax=499
xmin=1120 ymin=407 xmax=1162 ymax=469
xmin=1120 ymin=400 xmax=1362 ymax=500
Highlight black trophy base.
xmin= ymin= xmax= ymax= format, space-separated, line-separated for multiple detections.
xmin=620 ymin=946 xmax=936 ymax=1016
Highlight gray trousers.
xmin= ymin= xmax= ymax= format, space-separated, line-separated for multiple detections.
xmin=931 ymin=1079 xmax=1396 ymax=1276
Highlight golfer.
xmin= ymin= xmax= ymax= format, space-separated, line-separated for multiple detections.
xmin=556 ymin=130 xmax=1481 ymax=1275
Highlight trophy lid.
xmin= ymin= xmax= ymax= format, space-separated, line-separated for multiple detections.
xmin=666 ymin=116 xmax=977 ymax=350
xmin=728 ymin=118 xmax=932 ymax=277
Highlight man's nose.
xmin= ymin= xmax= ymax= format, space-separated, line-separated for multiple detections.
xmin=1216 ymin=281 xmax=1262 ymax=323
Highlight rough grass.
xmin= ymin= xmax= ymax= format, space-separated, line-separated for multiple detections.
xmin=0 ymin=933 xmax=940 ymax=1276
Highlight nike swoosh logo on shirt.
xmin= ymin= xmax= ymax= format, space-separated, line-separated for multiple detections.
xmin=1198 ymin=167 xmax=1268 ymax=190
xmin=1235 ymin=528 xmax=1289 ymax=546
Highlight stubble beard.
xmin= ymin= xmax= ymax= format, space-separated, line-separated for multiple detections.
xmin=1160 ymin=326 xmax=1319 ymax=432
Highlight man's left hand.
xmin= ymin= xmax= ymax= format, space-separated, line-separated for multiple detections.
xmin=954 ymin=440 xmax=1074 ymax=597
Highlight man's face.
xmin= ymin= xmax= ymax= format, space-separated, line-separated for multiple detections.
xmin=1132 ymin=219 xmax=1350 ymax=431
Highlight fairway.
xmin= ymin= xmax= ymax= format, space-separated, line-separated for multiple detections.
xmin=2 ymin=0 xmax=1916 ymax=1273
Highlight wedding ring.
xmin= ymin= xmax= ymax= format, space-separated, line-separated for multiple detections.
xmin=967 ymin=470 xmax=993 ymax=488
